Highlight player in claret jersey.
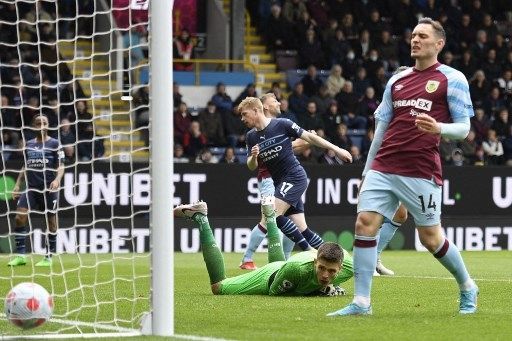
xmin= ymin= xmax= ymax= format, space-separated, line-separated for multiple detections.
xmin=329 ymin=17 xmax=479 ymax=316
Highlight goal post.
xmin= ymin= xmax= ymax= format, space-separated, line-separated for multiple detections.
xmin=149 ymin=0 xmax=174 ymax=336
xmin=0 ymin=0 xmax=174 ymax=338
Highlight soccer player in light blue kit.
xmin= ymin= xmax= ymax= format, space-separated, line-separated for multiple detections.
xmin=328 ymin=18 xmax=478 ymax=316
xmin=238 ymin=97 xmax=352 ymax=259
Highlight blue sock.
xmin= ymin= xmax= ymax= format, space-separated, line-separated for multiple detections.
xmin=276 ymin=215 xmax=310 ymax=250
xmin=243 ymin=224 xmax=266 ymax=262
xmin=282 ymin=235 xmax=295 ymax=260
xmin=48 ymin=232 xmax=57 ymax=255
xmin=14 ymin=226 xmax=27 ymax=254
xmin=377 ymin=220 xmax=400 ymax=256
xmin=433 ymin=239 xmax=472 ymax=289
xmin=353 ymin=235 xmax=378 ymax=302
xmin=301 ymin=228 xmax=324 ymax=249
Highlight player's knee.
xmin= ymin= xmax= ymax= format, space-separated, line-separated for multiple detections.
xmin=355 ymin=213 xmax=379 ymax=236
xmin=211 ymin=282 xmax=222 ymax=295
xmin=393 ymin=206 xmax=408 ymax=224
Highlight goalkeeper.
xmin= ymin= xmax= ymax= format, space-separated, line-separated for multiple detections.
xmin=174 ymin=197 xmax=353 ymax=296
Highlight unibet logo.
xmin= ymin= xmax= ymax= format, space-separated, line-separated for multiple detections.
xmin=0 ymin=176 xmax=16 ymax=201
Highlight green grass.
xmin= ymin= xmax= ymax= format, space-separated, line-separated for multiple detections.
xmin=1 ymin=251 xmax=511 ymax=340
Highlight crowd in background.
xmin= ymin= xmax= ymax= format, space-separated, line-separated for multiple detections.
xmin=0 ymin=1 xmax=104 ymax=164
xmin=174 ymin=0 xmax=512 ymax=166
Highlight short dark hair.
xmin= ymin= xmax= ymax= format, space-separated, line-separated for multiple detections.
xmin=418 ymin=17 xmax=446 ymax=40
xmin=317 ymin=242 xmax=343 ymax=264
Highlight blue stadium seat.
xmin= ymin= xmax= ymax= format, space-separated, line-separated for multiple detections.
xmin=348 ymin=129 xmax=366 ymax=150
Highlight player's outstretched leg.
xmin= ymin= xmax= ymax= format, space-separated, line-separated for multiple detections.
xmin=275 ymin=215 xmax=311 ymax=250
xmin=240 ymin=224 xmax=266 ymax=270
xmin=261 ymin=196 xmax=285 ymax=263
xmin=301 ymin=227 xmax=324 ymax=249
xmin=175 ymin=202 xmax=226 ymax=286
xmin=8 ymin=211 xmax=28 ymax=267
xmin=282 ymin=234 xmax=295 ymax=260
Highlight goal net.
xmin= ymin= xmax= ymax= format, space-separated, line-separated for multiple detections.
xmin=0 ymin=0 xmax=169 ymax=337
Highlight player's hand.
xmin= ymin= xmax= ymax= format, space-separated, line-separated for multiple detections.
xmin=251 ymin=144 xmax=260 ymax=157
xmin=415 ymin=113 xmax=441 ymax=135
xmin=12 ymin=186 xmax=20 ymax=201
xmin=335 ymin=147 xmax=353 ymax=163
xmin=49 ymin=180 xmax=60 ymax=191
xmin=318 ymin=284 xmax=346 ymax=296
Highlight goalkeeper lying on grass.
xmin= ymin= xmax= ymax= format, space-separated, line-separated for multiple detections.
xmin=174 ymin=196 xmax=353 ymax=296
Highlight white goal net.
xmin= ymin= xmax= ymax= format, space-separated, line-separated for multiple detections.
xmin=0 ymin=0 xmax=166 ymax=338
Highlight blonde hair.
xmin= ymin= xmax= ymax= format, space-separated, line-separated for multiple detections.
xmin=237 ymin=96 xmax=263 ymax=113
xmin=260 ymin=92 xmax=276 ymax=104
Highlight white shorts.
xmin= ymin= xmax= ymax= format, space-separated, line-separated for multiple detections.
xmin=358 ymin=170 xmax=441 ymax=227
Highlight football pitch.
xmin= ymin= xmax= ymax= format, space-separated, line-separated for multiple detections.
xmin=0 ymin=251 xmax=511 ymax=340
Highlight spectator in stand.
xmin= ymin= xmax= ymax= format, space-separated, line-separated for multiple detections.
xmin=173 ymin=102 xmax=191 ymax=144
xmin=278 ymin=98 xmax=298 ymax=124
xmin=265 ymin=3 xmax=296 ymax=50
xmin=270 ymin=82 xmax=283 ymax=101
xmin=336 ymin=81 xmax=359 ymax=115
xmin=469 ymin=70 xmax=490 ymax=109
xmin=68 ymin=101 xmax=95 ymax=161
xmin=353 ymin=67 xmax=372 ymax=98
xmin=471 ymin=30 xmax=489 ymax=64
xmin=343 ymin=110 xmax=367 ymax=130
xmin=173 ymin=29 xmax=195 ymax=71
xmin=294 ymin=9 xmax=318 ymax=41
xmin=219 ymin=146 xmax=240 ymax=164
xmin=491 ymin=34 xmax=508 ymax=63
xmin=358 ymin=87 xmax=379 ymax=128
xmin=282 ymin=0 xmax=308 ymax=25
xmin=458 ymin=130 xmax=479 ymax=165
xmin=471 ymin=108 xmax=491 ymax=144
xmin=342 ymin=49 xmax=361 ymax=80
xmin=364 ymin=49 xmax=384 ymax=79
xmin=440 ymin=136 xmax=458 ymax=165
xmin=364 ymin=9 xmax=388 ymax=45
xmin=174 ymin=143 xmax=190 ymax=163
xmin=482 ymin=129 xmax=504 ymax=165
xmin=234 ymin=83 xmax=258 ymax=107
xmin=322 ymin=18 xmax=339 ymax=45
xmin=325 ymin=64 xmax=346 ymax=97
xmin=375 ymin=30 xmax=398 ymax=71
xmin=354 ymin=29 xmax=372 ymax=60
xmin=350 ymin=145 xmax=365 ymax=165
xmin=318 ymin=148 xmax=343 ymax=165
xmin=133 ymin=85 xmax=150 ymax=146
xmin=483 ymin=87 xmax=505 ymax=118
xmin=306 ymin=0 xmax=329 ymax=29
xmin=496 ymin=70 xmax=512 ymax=95
xmin=441 ymin=51 xmax=456 ymax=68
xmin=340 ymin=13 xmax=358 ymax=43
xmin=300 ymin=101 xmax=325 ymax=132
xmin=310 ymin=84 xmax=334 ymax=116
xmin=480 ymin=13 xmax=499 ymax=42
xmin=503 ymin=51 xmax=512 ymax=72
xmin=198 ymin=101 xmax=226 ymax=146
xmin=211 ymin=82 xmax=234 ymax=115
xmin=59 ymin=118 xmax=76 ymax=164
xmin=296 ymin=146 xmax=318 ymax=164
xmin=360 ymin=128 xmax=374 ymax=159
xmin=390 ymin=0 xmax=418 ymax=35
xmin=0 ymin=95 xmax=20 ymax=145
xmin=331 ymin=123 xmax=352 ymax=150
xmin=455 ymin=50 xmax=477 ymax=80
xmin=195 ymin=148 xmax=218 ymax=164
xmin=481 ymin=49 xmax=502 ymax=82
xmin=288 ymin=82 xmax=309 ymax=117
xmin=173 ymin=82 xmax=183 ymax=110
xmin=298 ymin=28 xmax=325 ymax=69
xmin=502 ymin=125 xmax=512 ymax=166
xmin=223 ymin=109 xmax=246 ymax=148
xmin=491 ymin=108 xmax=511 ymax=139
xmin=183 ymin=121 xmax=208 ymax=159
xmin=397 ymin=28 xmax=413 ymax=67
xmin=459 ymin=14 xmax=476 ymax=52
xmin=43 ymin=98 xmax=60 ymax=139
xmin=323 ymin=101 xmax=343 ymax=140
xmin=112 ymin=0 xmax=147 ymax=69
xmin=327 ymin=29 xmax=351 ymax=68
xmin=1 ymin=130 xmax=18 ymax=162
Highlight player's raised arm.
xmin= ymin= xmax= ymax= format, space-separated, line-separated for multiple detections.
xmin=299 ymin=130 xmax=352 ymax=163
xmin=246 ymin=144 xmax=259 ymax=171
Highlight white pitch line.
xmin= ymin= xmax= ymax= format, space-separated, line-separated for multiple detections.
xmin=381 ymin=275 xmax=512 ymax=283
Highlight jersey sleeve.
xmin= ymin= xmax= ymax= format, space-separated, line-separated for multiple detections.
xmin=374 ymin=79 xmax=395 ymax=123
xmin=280 ymin=118 xmax=304 ymax=139
xmin=268 ymin=262 xmax=302 ymax=296
xmin=446 ymin=69 xmax=474 ymax=121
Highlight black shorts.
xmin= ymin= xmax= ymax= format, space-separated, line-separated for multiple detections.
xmin=17 ymin=189 xmax=59 ymax=215
xmin=273 ymin=170 xmax=308 ymax=215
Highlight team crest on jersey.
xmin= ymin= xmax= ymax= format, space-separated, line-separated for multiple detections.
xmin=425 ymin=80 xmax=440 ymax=93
